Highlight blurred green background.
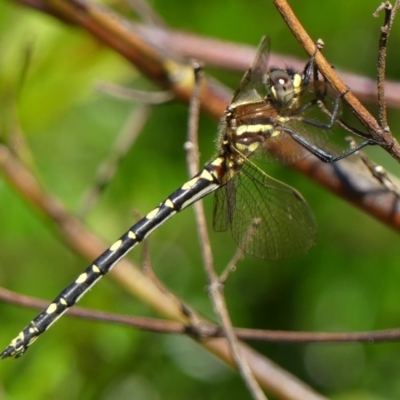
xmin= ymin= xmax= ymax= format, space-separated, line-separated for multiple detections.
xmin=1 ymin=1 xmax=400 ymax=399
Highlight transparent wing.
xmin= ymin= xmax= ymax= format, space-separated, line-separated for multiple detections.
xmin=213 ymin=159 xmax=317 ymax=259
xmin=230 ymin=36 xmax=271 ymax=105
xmin=213 ymin=182 xmax=230 ymax=232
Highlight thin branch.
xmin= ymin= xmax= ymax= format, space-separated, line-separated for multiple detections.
xmin=374 ymin=1 xmax=392 ymax=128
xmin=348 ymin=137 xmax=400 ymax=197
xmin=373 ymin=0 xmax=400 ymax=128
xmin=185 ymin=64 xmax=267 ymax=400
xmin=4 ymin=286 xmax=400 ymax=344
xmin=0 ymin=287 xmax=187 ymax=334
xmin=219 ymin=247 xmax=243 ymax=284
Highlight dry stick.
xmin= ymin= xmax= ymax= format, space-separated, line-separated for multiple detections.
xmin=219 ymin=219 xmax=263 ymax=284
xmin=4 ymin=286 xmax=400 ymax=344
xmin=272 ymin=0 xmax=400 ymax=162
xmin=347 ymin=137 xmax=400 ymax=198
xmin=0 ymin=287 xmax=187 ymax=334
xmin=219 ymin=246 xmax=244 ymax=285
xmin=374 ymin=1 xmax=393 ymax=128
xmin=374 ymin=0 xmax=400 ymax=128
xmin=0 ymin=144 xmax=326 ymax=400
xmin=185 ymin=64 xmax=267 ymax=400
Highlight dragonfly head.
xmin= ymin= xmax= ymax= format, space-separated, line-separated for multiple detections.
xmin=268 ymin=68 xmax=302 ymax=106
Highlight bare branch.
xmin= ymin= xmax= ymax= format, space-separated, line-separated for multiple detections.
xmin=185 ymin=63 xmax=267 ymax=400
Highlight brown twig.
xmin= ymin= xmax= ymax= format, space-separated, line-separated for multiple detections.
xmin=4 ymin=286 xmax=400 ymax=344
xmin=373 ymin=0 xmax=400 ymax=128
xmin=347 ymin=136 xmax=400 ymax=198
xmin=185 ymin=63 xmax=267 ymax=400
xmin=374 ymin=1 xmax=393 ymax=128
xmin=219 ymin=246 xmax=243 ymax=285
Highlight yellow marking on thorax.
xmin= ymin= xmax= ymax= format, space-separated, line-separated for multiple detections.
xmin=235 ymin=141 xmax=260 ymax=153
xmin=236 ymin=124 xmax=273 ymax=136
xmin=236 ymin=126 xmax=247 ymax=136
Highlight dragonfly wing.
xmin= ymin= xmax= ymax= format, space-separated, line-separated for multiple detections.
xmin=228 ymin=160 xmax=317 ymax=259
xmin=213 ymin=184 xmax=230 ymax=232
xmin=231 ymin=36 xmax=271 ymax=105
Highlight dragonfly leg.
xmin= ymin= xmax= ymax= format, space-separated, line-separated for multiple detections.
xmin=282 ymin=127 xmax=378 ymax=163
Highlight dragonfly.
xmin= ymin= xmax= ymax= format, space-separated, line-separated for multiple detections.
xmin=1 ymin=36 xmax=377 ymax=358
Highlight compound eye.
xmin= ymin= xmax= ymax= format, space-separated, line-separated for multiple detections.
xmin=269 ymin=70 xmax=294 ymax=103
